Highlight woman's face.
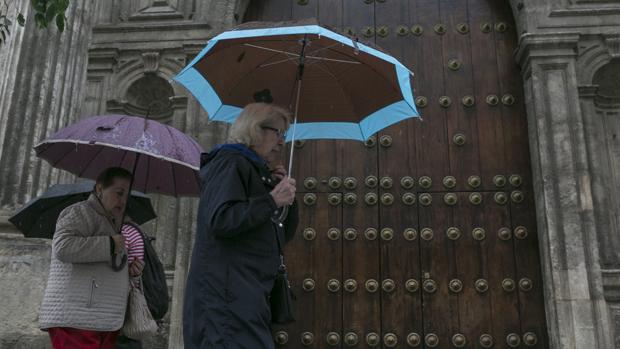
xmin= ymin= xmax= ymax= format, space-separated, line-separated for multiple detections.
xmin=96 ymin=177 xmax=131 ymax=219
xmin=253 ymin=118 xmax=286 ymax=161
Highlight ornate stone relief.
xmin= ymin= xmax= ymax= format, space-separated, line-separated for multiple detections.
xmin=142 ymin=52 xmax=160 ymax=73
xmin=107 ymin=75 xmax=174 ymax=122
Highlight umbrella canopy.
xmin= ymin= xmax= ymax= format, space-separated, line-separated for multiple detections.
xmin=173 ymin=18 xmax=420 ymax=142
xmin=9 ymin=180 xmax=156 ymax=239
xmin=34 ymin=114 xmax=203 ymax=197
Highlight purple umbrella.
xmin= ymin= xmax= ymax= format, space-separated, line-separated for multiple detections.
xmin=34 ymin=114 xmax=203 ymax=197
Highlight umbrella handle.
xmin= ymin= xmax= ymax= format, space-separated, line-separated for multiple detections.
xmin=111 ymin=251 xmax=127 ymax=271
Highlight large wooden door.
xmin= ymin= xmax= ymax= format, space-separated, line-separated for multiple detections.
xmin=245 ymin=1 xmax=548 ymax=348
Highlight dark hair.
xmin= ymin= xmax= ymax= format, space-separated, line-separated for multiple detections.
xmin=95 ymin=167 xmax=133 ymax=189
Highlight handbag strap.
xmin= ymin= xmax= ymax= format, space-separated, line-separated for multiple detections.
xmin=272 ymin=211 xmax=286 ymax=270
xmin=275 ymin=231 xmax=285 ymax=269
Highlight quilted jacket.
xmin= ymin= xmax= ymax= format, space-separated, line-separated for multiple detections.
xmin=39 ymin=194 xmax=129 ymax=331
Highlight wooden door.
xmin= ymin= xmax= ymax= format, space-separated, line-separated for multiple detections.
xmin=245 ymin=1 xmax=548 ymax=348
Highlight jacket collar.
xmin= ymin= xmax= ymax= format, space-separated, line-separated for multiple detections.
xmin=208 ymin=143 xmax=267 ymax=166
xmin=205 ymin=143 xmax=276 ymax=187
xmin=86 ymin=193 xmax=121 ymax=232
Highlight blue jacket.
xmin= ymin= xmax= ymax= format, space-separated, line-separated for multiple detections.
xmin=183 ymin=145 xmax=298 ymax=349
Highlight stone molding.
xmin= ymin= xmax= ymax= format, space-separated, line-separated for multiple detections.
xmin=509 ymin=1 xmax=620 ymax=39
xmin=516 ymin=30 xmax=616 ymax=349
xmin=142 ymin=52 xmax=161 ymax=73
xmin=515 ymin=32 xmax=580 ymax=77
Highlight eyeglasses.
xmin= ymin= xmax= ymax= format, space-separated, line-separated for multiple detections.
xmin=262 ymin=126 xmax=285 ymax=139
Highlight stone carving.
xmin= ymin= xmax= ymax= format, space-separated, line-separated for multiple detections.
xmin=106 ymin=77 xmax=174 ymax=123
xmin=142 ymin=52 xmax=160 ymax=73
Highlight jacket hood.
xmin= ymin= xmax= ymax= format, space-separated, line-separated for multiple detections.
xmin=201 ymin=143 xmax=266 ymax=168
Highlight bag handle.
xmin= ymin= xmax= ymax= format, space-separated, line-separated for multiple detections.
xmin=129 ymin=275 xmax=143 ymax=290
xmin=271 ymin=213 xmax=286 ymax=270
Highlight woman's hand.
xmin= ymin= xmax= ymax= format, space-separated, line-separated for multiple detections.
xmin=270 ymin=177 xmax=296 ymax=208
xmin=270 ymin=165 xmax=287 ymax=181
xmin=129 ymin=260 xmax=145 ymax=277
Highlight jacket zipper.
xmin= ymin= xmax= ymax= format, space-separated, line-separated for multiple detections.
xmin=87 ymin=278 xmax=98 ymax=307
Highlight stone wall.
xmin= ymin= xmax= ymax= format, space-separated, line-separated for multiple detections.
xmin=0 ymin=0 xmax=95 ymax=347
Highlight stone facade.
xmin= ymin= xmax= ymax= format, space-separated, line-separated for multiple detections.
xmin=0 ymin=0 xmax=619 ymax=348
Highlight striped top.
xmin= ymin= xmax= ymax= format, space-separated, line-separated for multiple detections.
xmin=121 ymin=224 xmax=145 ymax=263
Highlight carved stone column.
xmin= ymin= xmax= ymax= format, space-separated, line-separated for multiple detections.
xmin=0 ymin=0 xmax=95 ymax=212
xmin=0 ymin=0 xmax=29 ymax=126
xmin=166 ymin=81 xmax=229 ymax=349
xmin=516 ymin=33 xmax=615 ymax=349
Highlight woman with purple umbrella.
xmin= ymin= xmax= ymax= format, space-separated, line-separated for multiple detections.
xmin=183 ymin=103 xmax=299 ymax=349
xmin=39 ymin=167 xmax=145 ymax=349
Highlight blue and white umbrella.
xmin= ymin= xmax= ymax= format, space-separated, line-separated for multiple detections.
xmin=174 ymin=18 xmax=420 ymax=143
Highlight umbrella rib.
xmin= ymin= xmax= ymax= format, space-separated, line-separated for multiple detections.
xmin=323 ymin=46 xmax=402 ymax=94
xmin=225 ymin=36 xmax=405 ymax=109
xmin=304 ymin=42 xmax=343 ymax=57
xmin=305 ymin=56 xmax=360 ymax=64
xmin=227 ymin=46 xmax=296 ymax=101
xmin=252 ymin=42 xmax=359 ymax=68
xmin=120 ymin=146 xmax=134 ymax=170
xmin=43 ymin=142 xmax=83 ymax=169
xmin=244 ymin=39 xmax=339 ymax=57
xmin=250 ymin=39 xmax=401 ymax=92
xmin=260 ymin=55 xmax=360 ymax=68
xmin=303 ymin=43 xmax=361 ymax=64
xmin=314 ymin=60 xmax=358 ymax=116
xmin=171 ymin=160 xmax=178 ymax=197
xmin=79 ymin=144 xmax=107 ymax=178
xmin=228 ymin=40 xmax=355 ymax=102
xmin=163 ymin=123 xmax=200 ymax=196
xmin=164 ymin=124 xmax=184 ymax=167
xmin=243 ymin=43 xmax=300 ymax=58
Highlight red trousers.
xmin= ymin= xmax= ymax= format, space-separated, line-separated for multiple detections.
xmin=48 ymin=327 xmax=119 ymax=349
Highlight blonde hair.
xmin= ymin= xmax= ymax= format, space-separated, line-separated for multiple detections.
xmin=227 ymin=103 xmax=291 ymax=146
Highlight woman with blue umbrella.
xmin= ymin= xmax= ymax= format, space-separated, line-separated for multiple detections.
xmin=176 ymin=18 xmax=420 ymax=348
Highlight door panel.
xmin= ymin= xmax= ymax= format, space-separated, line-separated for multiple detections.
xmin=342 ymin=131 xmax=380 ymax=348
xmin=277 ymin=193 xmax=343 ymax=347
xmin=245 ymin=1 xmax=549 ymax=348
xmin=467 ymin=0 xmax=507 ymax=192
xmin=417 ymin=193 xmax=459 ymax=349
